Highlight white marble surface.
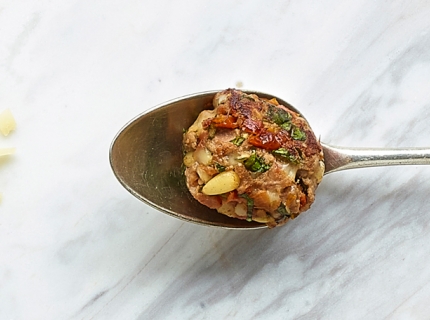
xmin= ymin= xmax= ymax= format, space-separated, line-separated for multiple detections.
xmin=2 ymin=0 xmax=430 ymax=319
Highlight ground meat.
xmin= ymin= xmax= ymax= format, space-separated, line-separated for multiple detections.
xmin=183 ymin=89 xmax=324 ymax=228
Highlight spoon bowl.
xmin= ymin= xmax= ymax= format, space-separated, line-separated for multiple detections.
xmin=110 ymin=90 xmax=298 ymax=229
xmin=110 ymin=90 xmax=430 ymax=229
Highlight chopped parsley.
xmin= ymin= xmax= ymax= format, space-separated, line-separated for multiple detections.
xmin=215 ymin=163 xmax=226 ymax=172
xmin=280 ymin=121 xmax=292 ymax=131
xmin=266 ymin=105 xmax=307 ymax=141
xmin=267 ymin=105 xmax=292 ymax=127
xmin=291 ymin=126 xmax=306 ymax=141
xmin=230 ymin=135 xmax=246 ymax=146
xmin=272 ymin=148 xmax=300 ymax=164
xmin=244 ymin=152 xmax=271 ymax=173
xmin=239 ymin=193 xmax=254 ymax=222
xmin=276 ymin=202 xmax=290 ymax=218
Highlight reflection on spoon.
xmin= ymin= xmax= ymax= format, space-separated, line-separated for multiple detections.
xmin=109 ymin=90 xmax=430 ymax=229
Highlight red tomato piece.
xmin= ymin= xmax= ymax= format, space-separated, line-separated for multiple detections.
xmin=248 ymin=131 xmax=281 ymax=150
xmin=242 ymin=118 xmax=263 ymax=134
xmin=212 ymin=115 xmax=238 ymax=129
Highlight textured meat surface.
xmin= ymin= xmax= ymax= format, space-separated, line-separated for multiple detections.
xmin=183 ymin=89 xmax=324 ymax=228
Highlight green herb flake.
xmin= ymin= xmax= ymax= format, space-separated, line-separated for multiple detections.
xmin=243 ymin=153 xmax=256 ymax=168
xmin=291 ymin=127 xmax=306 ymax=141
xmin=239 ymin=193 xmax=254 ymax=222
xmin=276 ymin=202 xmax=290 ymax=218
xmin=272 ymin=148 xmax=300 ymax=164
xmin=267 ymin=105 xmax=292 ymax=126
xmin=215 ymin=163 xmax=226 ymax=172
xmin=280 ymin=122 xmax=292 ymax=131
xmin=230 ymin=135 xmax=246 ymax=146
xmin=244 ymin=153 xmax=271 ymax=173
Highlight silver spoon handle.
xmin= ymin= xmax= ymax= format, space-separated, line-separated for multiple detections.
xmin=322 ymin=143 xmax=430 ymax=175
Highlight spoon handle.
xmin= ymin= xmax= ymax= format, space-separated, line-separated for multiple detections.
xmin=322 ymin=143 xmax=430 ymax=175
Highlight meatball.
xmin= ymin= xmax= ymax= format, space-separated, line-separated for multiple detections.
xmin=183 ymin=89 xmax=324 ymax=228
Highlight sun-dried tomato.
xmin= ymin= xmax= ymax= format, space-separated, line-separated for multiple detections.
xmin=211 ymin=115 xmax=238 ymax=129
xmin=274 ymin=130 xmax=289 ymax=144
xmin=242 ymin=118 xmax=263 ymax=134
xmin=248 ymin=131 xmax=281 ymax=150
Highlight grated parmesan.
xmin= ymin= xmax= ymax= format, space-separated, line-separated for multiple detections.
xmin=0 ymin=109 xmax=16 ymax=136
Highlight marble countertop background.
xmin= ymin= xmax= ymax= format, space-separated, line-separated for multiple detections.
xmin=2 ymin=1 xmax=430 ymax=319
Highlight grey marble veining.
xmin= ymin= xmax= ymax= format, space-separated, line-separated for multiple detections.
xmin=2 ymin=0 xmax=430 ymax=319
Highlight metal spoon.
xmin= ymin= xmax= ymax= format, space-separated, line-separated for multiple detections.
xmin=109 ymin=90 xmax=430 ymax=229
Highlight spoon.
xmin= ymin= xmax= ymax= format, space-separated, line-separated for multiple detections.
xmin=109 ymin=90 xmax=430 ymax=229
